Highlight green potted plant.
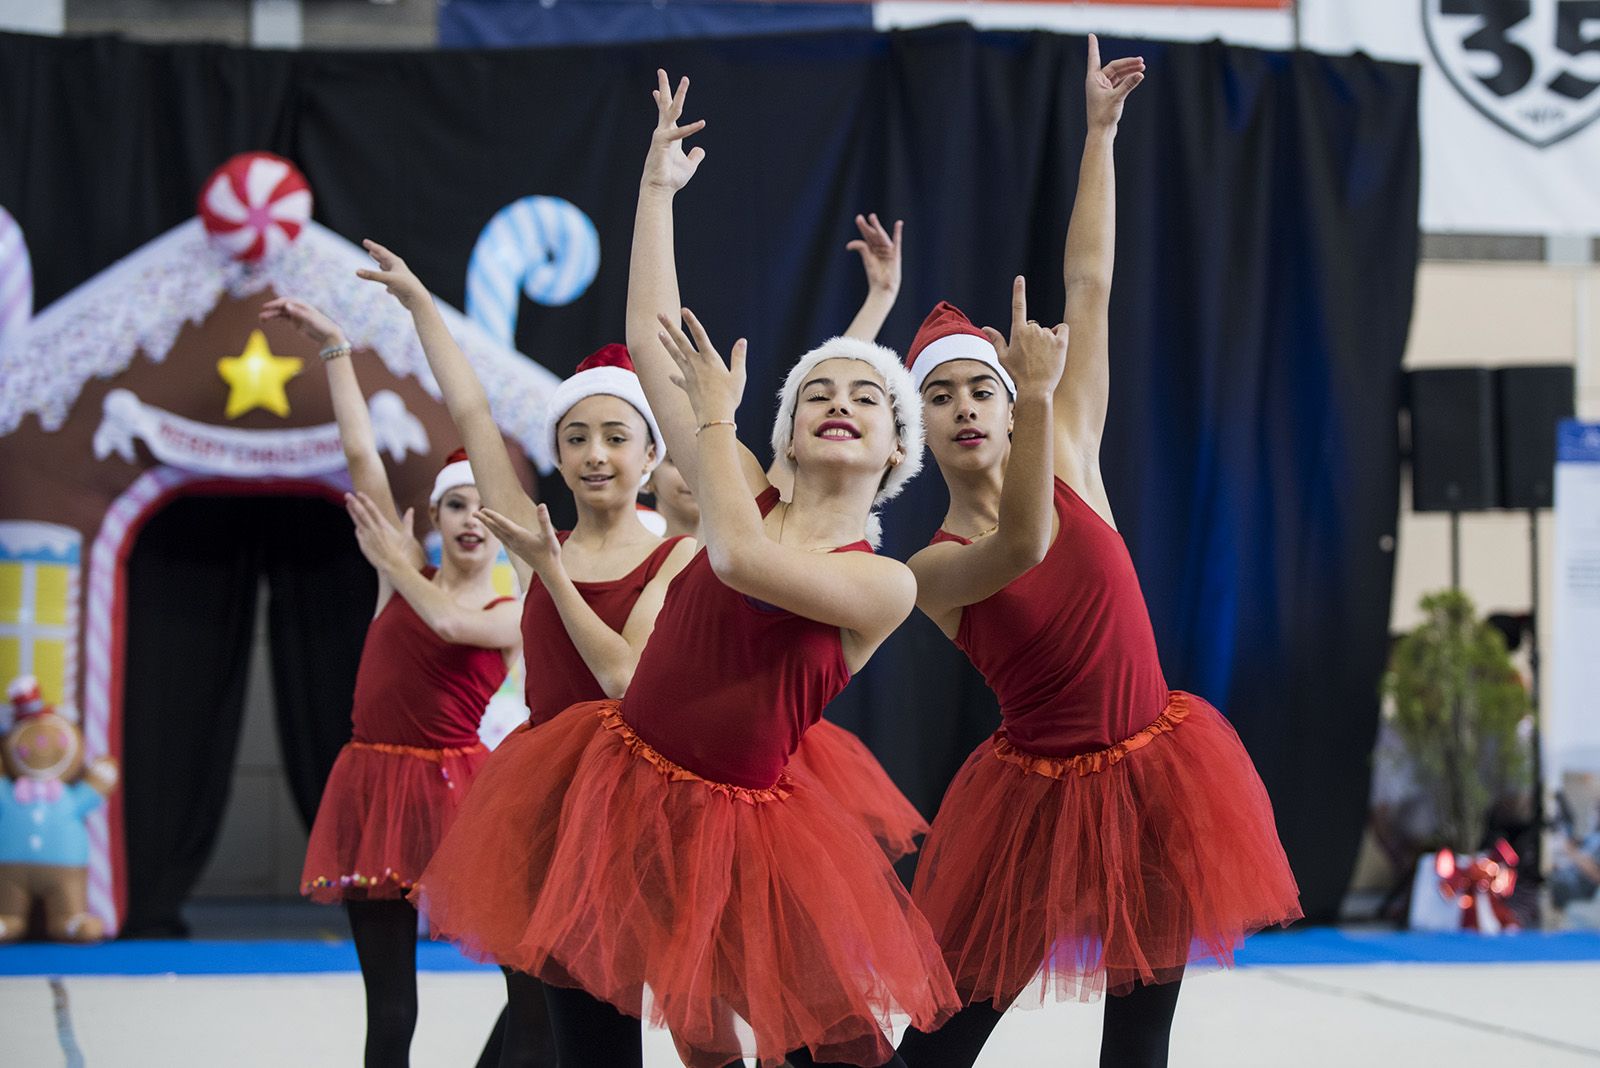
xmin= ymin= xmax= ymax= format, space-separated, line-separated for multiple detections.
xmin=1382 ymin=589 xmax=1532 ymax=929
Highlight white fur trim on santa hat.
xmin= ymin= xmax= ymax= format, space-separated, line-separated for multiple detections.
xmin=909 ymin=332 xmax=1016 ymax=396
xmin=546 ymin=366 xmax=665 ymax=479
xmin=7 ymin=675 xmax=43 ymax=715
xmin=429 ymin=460 xmax=476 ymax=506
xmin=769 ymin=337 xmax=924 ymax=547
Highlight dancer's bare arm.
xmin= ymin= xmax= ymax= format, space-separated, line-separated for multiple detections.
xmin=479 ymin=504 xmax=697 ymax=698
xmin=625 ymin=69 xmax=768 ymax=498
xmin=357 ymin=240 xmax=539 ymax=588
xmin=1058 ymin=34 xmax=1143 ymax=511
xmin=346 ymin=492 xmax=521 ymax=647
xmin=842 ymin=213 xmax=903 ymax=341
xmin=261 ymin=297 xmax=424 ymax=608
xmin=911 ymin=278 xmax=1068 ymax=635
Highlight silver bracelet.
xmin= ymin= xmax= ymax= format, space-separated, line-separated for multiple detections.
xmin=319 ymin=342 xmax=353 ymax=362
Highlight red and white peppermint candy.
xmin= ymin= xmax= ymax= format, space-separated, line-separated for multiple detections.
xmin=197 ymin=152 xmax=312 ymax=263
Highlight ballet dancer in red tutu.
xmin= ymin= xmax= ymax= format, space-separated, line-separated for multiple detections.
xmin=408 ymin=70 xmax=959 ymax=1067
xmin=895 ymin=36 xmax=1302 ymax=1068
xmin=266 ymin=297 xmax=521 ymax=1067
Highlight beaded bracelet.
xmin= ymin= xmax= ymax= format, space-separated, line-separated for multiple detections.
xmin=319 ymin=342 xmax=353 ymax=362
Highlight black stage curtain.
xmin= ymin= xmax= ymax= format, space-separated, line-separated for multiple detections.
xmin=1 ymin=28 xmax=1418 ymax=921
xmin=263 ymin=501 xmax=378 ymax=828
xmin=121 ymin=496 xmax=370 ymax=935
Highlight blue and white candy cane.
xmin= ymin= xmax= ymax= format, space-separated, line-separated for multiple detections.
xmin=466 ymin=196 xmax=600 ymax=346
xmin=0 ymin=205 xmax=31 ymax=354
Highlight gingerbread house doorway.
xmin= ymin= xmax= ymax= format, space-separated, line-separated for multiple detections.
xmin=117 ymin=488 xmax=372 ymax=937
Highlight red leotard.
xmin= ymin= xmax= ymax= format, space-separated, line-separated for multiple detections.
xmin=303 ymin=569 xmax=513 ymax=902
xmin=621 ymin=488 xmax=864 ymax=790
xmin=930 ymin=478 xmax=1169 ymax=756
xmin=912 ymin=478 xmax=1301 ymax=1005
xmin=350 ymin=572 xmax=513 ymax=748
xmin=519 ymin=534 xmax=688 ymax=725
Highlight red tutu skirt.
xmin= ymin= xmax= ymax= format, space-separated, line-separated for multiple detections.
xmin=412 ymin=700 xmax=958 ymax=1068
xmin=300 ymin=739 xmax=488 ymax=903
xmin=911 ymin=691 xmax=1301 ymax=1007
xmin=793 ymin=719 xmax=928 ymax=860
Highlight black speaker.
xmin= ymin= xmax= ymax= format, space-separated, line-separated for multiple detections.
xmin=1407 ymin=367 xmax=1498 ymax=512
xmin=1496 ymin=365 xmax=1574 ymax=509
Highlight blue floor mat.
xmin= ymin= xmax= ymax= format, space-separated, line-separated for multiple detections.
xmin=3 ymin=927 xmax=1598 ymax=977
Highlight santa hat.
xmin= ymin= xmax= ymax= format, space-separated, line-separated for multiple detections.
xmin=7 ymin=676 xmax=44 ymax=717
xmin=429 ymin=447 xmax=476 ymax=506
xmin=546 ymin=345 xmax=665 ymax=479
xmin=905 ymin=302 xmax=1015 ymax=397
xmin=3 ymin=676 xmax=48 ymax=733
xmin=769 ymin=336 xmax=924 ymax=547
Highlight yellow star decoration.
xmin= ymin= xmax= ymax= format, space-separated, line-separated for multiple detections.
xmin=217 ymin=330 xmax=303 ymax=419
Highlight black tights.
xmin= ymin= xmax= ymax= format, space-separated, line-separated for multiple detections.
xmin=475 ymin=969 xmax=559 ymax=1067
xmin=345 ymin=899 xmax=420 ymax=1067
xmin=542 ymin=982 xmax=643 ymax=1066
xmin=897 ymin=978 xmax=1182 ymax=1068
xmin=1098 ymin=978 xmax=1182 ymax=1068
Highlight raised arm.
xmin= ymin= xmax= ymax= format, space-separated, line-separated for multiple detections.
xmin=479 ymin=503 xmax=697 ymax=698
xmin=347 ymin=492 xmax=521 ymax=647
xmin=910 ymin=278 xmax=1069 ymax=630
xmin=657 ymin=309 xmax=915 ymax=651
xmin=843 ymin=213 xmax=903 ymax=341
xmin=1057 ymin=34 xmax=1143 ymax=482
xmin=356 ymin=240 xmax=541 ymax=586
xmin=625 ymin=70 xmax=767 ymax=497
xmin=260 ymin=298 xmax=406 ymax=527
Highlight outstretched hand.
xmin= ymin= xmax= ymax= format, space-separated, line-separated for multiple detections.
xmin=1086 ymin=33 xmax=1145 ymax=130
xmin=478 ymin=504 xmax=561 ymax=576
xmin=355 ymin=239 xmax=430 ymax=312
xmin=643 ymin=69 xmax=707 ymax=195
xmin=847 ymin=213 xmax=903 ymax=297
xmin=658 ymin=308 xmax=747 ymax=427
xmin=259 ymin=297 xmax=347 ymax=350
xmin=981 ymin=276 xmax=1068 ymax=397
xmin=346 ymin=492 xmax=421 ymax=575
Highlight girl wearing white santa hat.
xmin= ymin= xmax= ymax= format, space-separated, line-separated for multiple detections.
xmin=893 ymin=38 xmax=1299 ymax=1068
xmin=260 ymin=298 xmax=522 ymax=1067
xmin=400 ymin=72 xmax=959 ymax=1068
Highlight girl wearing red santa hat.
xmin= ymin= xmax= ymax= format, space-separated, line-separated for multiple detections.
xmin=893 ymin=38 xmax=1301 ymax=1068
xmin=353 ymin=215 xmax=925 ymax=1066
xmin=402 ymin=72 xmax=959 ymax=1068
xmin=261 ymin=299 xmax=522 ymax=1067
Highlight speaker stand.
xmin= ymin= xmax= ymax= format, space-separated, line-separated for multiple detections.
xmin=1527 ymin=507 xmax=1544 ymax=883
xmin=1449 ymin=510 xmax=1462 ymax=590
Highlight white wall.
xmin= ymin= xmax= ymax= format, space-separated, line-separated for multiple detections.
xmin=0 ymin=0 xmax=63 ymax=34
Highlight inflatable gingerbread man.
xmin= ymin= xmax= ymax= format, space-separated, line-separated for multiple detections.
xmin=0 ymin=676 xmax=118 ymax=941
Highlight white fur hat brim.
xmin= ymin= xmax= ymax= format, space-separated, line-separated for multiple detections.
xmin=909 ymin=332 xmax=1016 ymax=396
xmin=546 ymin=366 xmax=665 ymax=473
xmin=429 ymin=459 xmax=475 ymax=505
xmin=769 ymin=337 xmax=924 ymax=546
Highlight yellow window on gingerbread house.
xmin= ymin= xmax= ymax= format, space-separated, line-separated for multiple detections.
xmin=0 ymin=521 xmax=81 ymax=707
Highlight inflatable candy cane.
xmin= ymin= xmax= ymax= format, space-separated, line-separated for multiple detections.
xmin=0 ymin=205 xmax=31 ymax=354
xmin=466 ymin=196 xmax=599 ymax=347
